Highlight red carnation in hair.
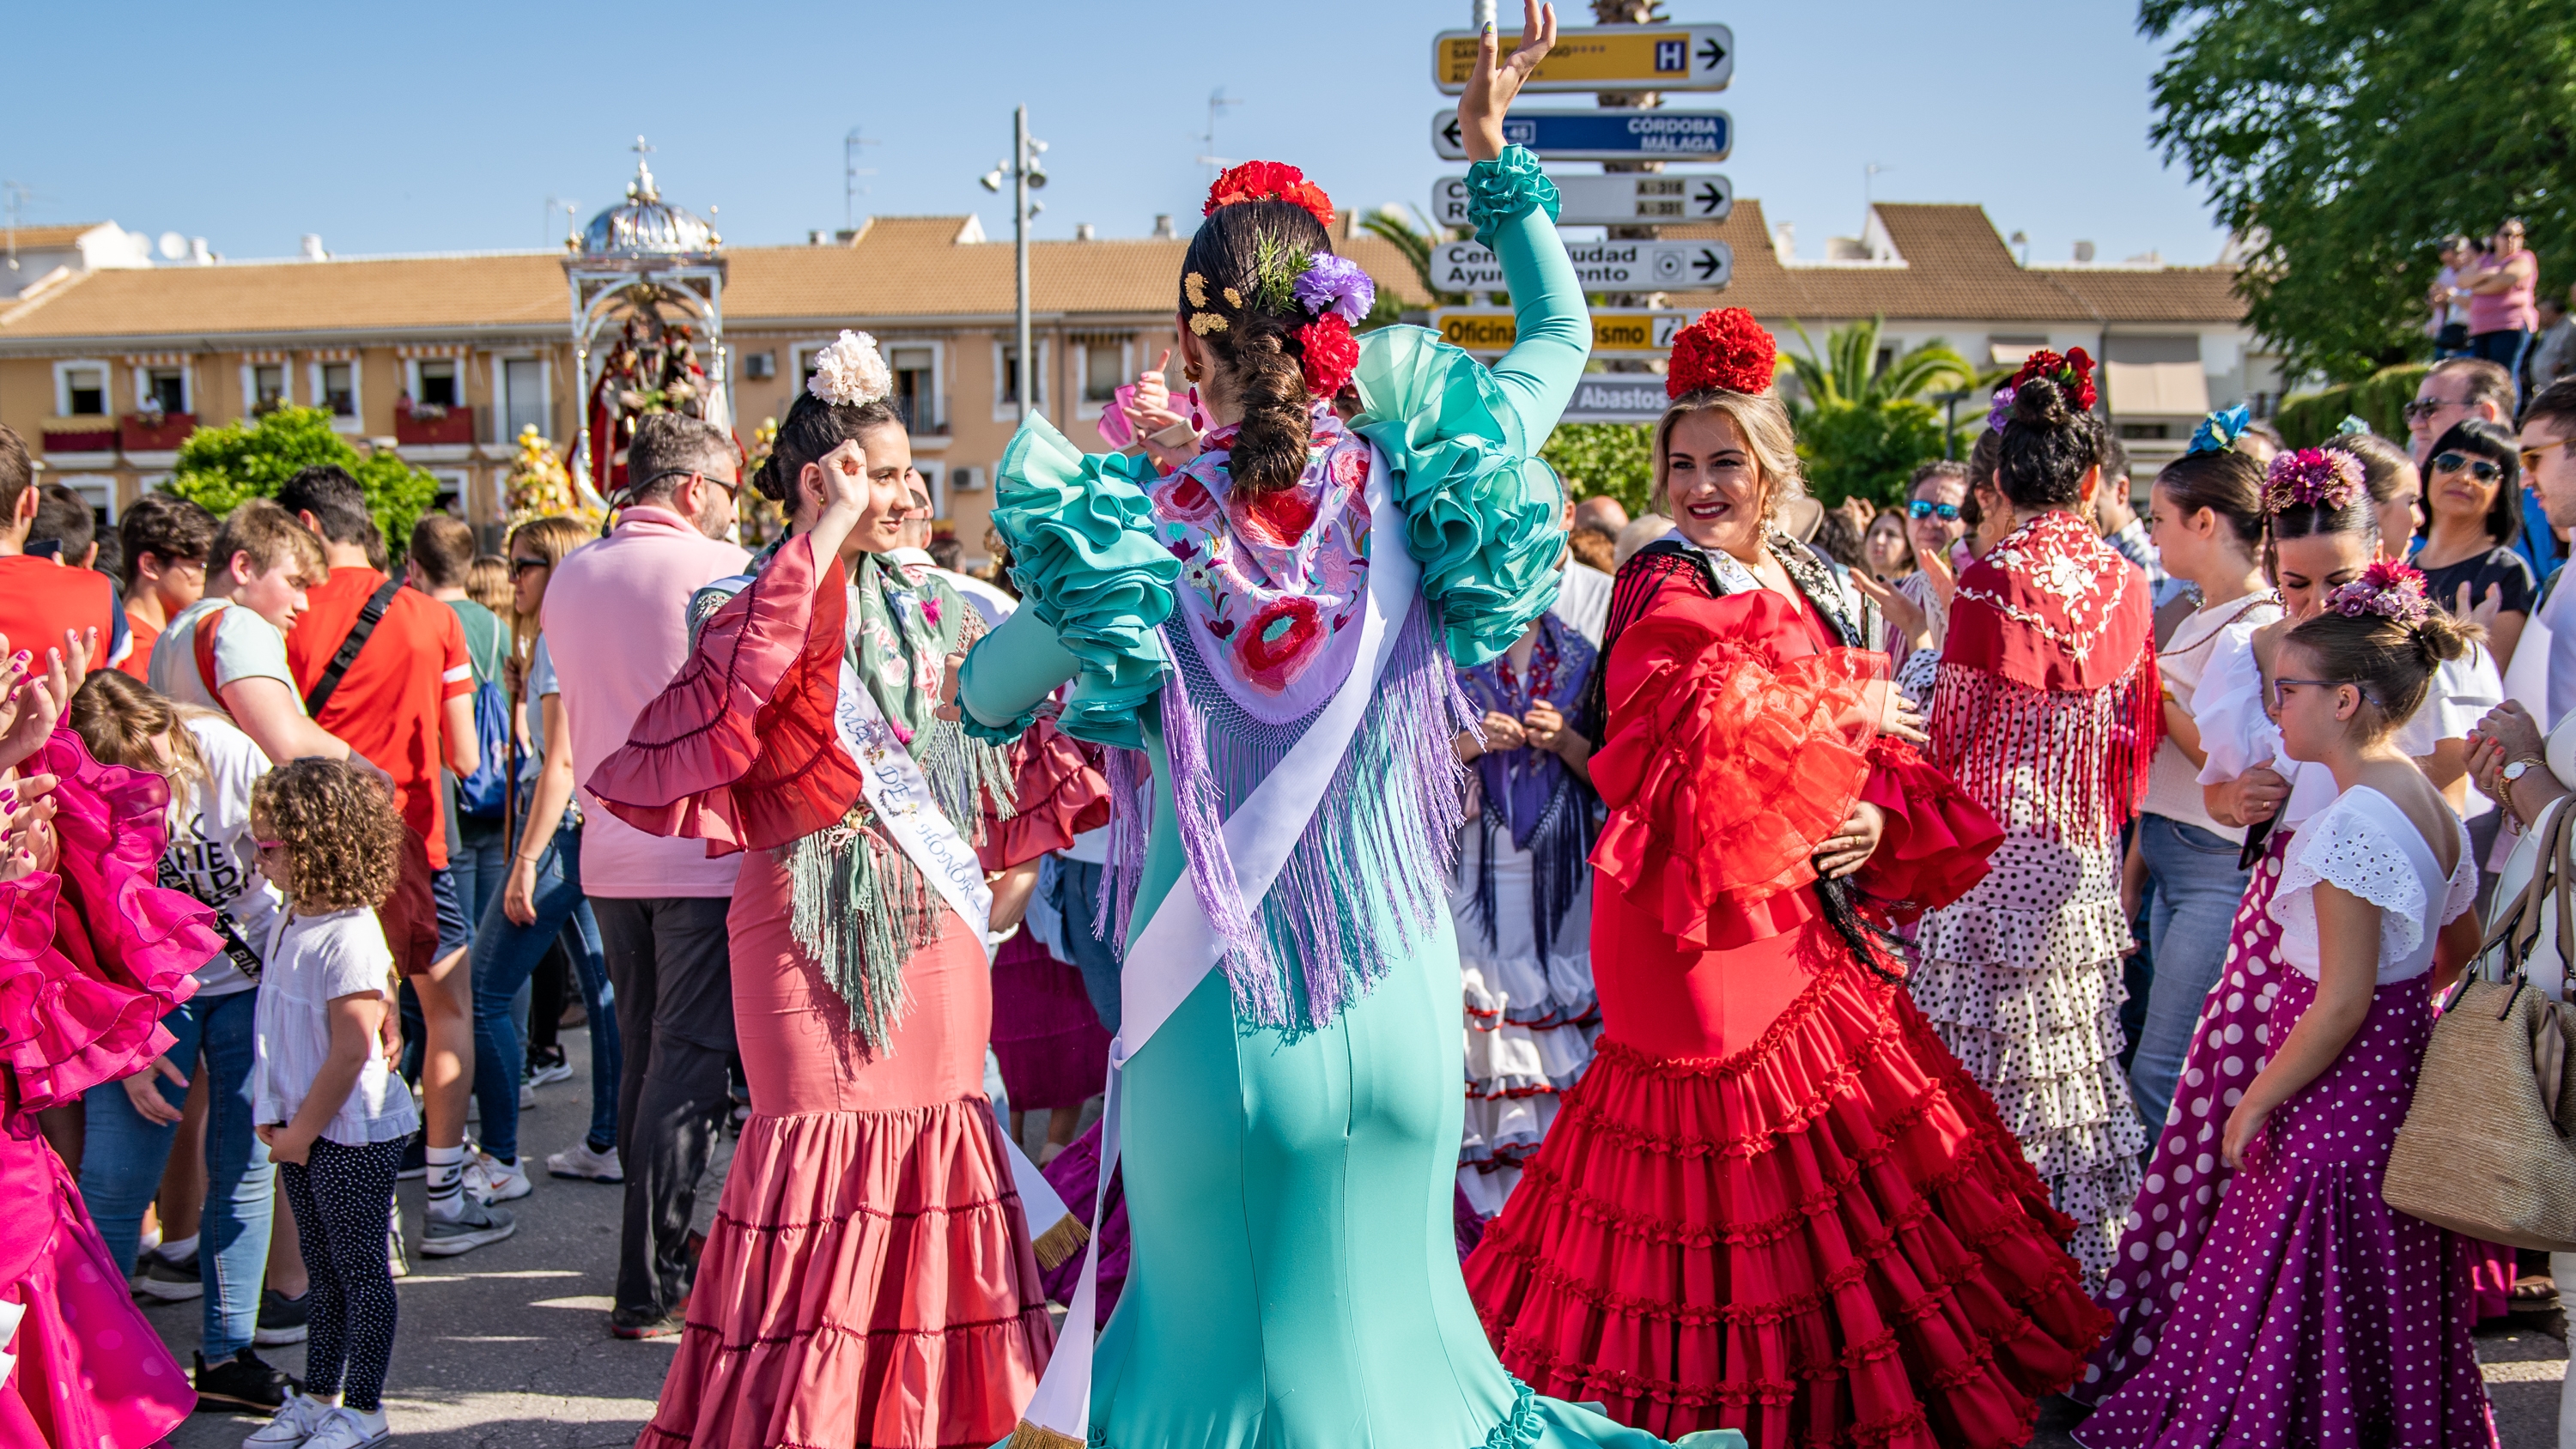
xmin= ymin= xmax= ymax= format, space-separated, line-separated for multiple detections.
xmin=1665 ymin=307 xmax=1777 ymax=399
xmin=1206 ymin=160 xmax=1336 ymax=232
xmin=2012 ymin=346 xmax=2098 ymax=412
xmin=1297 ymin=314 xmax=1361 ymax=397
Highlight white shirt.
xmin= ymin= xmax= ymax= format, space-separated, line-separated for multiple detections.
xmin=2143 ymin=593 xmax=2282 ymax=842
xmin=1552 ymin=561 xmax=1613 ymax=647
xmin=932 ymin=567 xmax=1019 ymax=630
xmin=2272 ymin=785 xmax=2477 ymax=985
xmin=161 ymin=715 xmax=281 ymax=995
xmin=2195 ymin=632 xmax=2503 ymax=830
xmin=148 ymin=597 xmax=301 ymax=716
xmin=254 ymin=908 xmax=419 ymax=1147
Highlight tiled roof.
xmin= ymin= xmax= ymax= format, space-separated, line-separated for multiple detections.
xmin=0 ymin=251 xmax=567 ymax=338
xmin=3 ymin=222 xmax=107 ymax=252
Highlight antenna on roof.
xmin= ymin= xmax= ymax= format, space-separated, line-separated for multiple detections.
xmin=845 ymin=127 xmax=882 ymax=233
xmin=1 ymin=182 xmax=28 ymax=272
xmin=1195 ymin=88 xmax=1244 ymax=183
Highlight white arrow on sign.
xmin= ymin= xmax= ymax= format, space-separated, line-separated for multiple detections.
xmin=1433 ymin=172 xmax=1731 ymax=229
xmin=1433 ymin=239 xmax=1732 ymax=293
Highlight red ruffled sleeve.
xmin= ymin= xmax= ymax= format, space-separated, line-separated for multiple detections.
xmin=1 ymin=729 xmax=216 ymax=1111
xmin=1588 ymin=590 xmax=1880 ymax=952
xmin=586 ymin=535 xmax=864 ymax=856
xmin=976 ymin=718 xmax=1112 ymax=871
xmin=1852 ymin=735 xmax=2002 ymax=923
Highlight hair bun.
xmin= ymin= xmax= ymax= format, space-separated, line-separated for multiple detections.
xmin=2010 ymin=377 xmax=2072 ymax=431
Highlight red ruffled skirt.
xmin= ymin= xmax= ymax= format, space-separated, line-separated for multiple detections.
xmin=1463 ymin=917 xmax=2111 ymax=1449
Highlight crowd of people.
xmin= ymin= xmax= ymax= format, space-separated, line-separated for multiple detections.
xmin=3 ymin=11 xmax=2571 ymax=1449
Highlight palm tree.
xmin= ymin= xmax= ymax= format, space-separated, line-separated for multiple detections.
xmin=1358 ymin=204 xmax=1465 ymax=309
xmin=1783 ymin=316 xmax=1976 ymax=415
xmin=1780 ymin=317 xmax=1979 ymax=506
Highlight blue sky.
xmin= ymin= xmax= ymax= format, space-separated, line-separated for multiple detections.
xmin=3 ymin=1 xmax=2227 ymax=266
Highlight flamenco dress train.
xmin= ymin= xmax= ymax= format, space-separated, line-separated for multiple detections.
xmin=1465 ymin=547 xmax=2112 ymax=1449
xmin=2 ymin=729 xmax=222 ymax=1447
xmin=963 ymin=144 xmax=1735 ymax=1449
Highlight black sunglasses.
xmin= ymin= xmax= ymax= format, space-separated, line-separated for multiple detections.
xmin=1908 ymin=500 xmax=1961 ymax=521
xmin=2431 ymin=451 xmax=2504 ymax=483
xmin=635 ymin=468 xmax=744 ymax=501
xmin=507 ymin=558 xmax=550 ymax=578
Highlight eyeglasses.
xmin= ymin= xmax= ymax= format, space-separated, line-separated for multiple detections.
xmin=1908 ymin=500 xmax=1961 ymax=521
xmin=635 ymin=469 xmax=744 ymax=502
xmin=252 ymin=839 xmax=285 ymax=856
xmin=507 ymin=558 xmax=549 ymax=579
xmin=2431 ymin=451 xmax=2504 ymax=483
xmin=2269 ymin=676 xmax=2372 ymax=712
xmin=2403 ymin=398 xmax=2464 ymax=423
xmin=2524 ymin=441 xmax=2571 ymax=475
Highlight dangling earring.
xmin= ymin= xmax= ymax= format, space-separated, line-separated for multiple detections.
xmin=1183 ymin=360 xmax=1204 ymax=384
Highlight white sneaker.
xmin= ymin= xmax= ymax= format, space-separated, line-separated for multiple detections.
xmin=465 ymin=1152 xmax=531 ymax=1203
xmin=544 ymin=1141 xmax=623 ymax=1182
xmin=302 ymin=1404 xmax=390 ymax=1449
xmin=242 ymin=1392 xmax=334 ymax=1447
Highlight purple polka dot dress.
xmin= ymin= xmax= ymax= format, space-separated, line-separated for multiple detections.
xmin=2077 ymin=786 xmax=2498 ymax=1448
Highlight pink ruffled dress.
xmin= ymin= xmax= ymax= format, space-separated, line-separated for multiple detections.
xmin=2 ymin=729 xmax=222 ymax=1448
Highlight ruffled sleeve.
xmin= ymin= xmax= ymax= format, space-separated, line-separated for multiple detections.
xmin=2269 ymin=793 xmax=2433 ymax=979
xmin=975 ymin=718 xmax=1112 ymax=872
xmin=2190 ymin=626 xmax=2281 ymax=785
xmin=1853 ymin=736 xmax=2005 ymax=922
xmin=1587 ymin=590 xmax=1880 ymax=951
xmin=1462 ymin=143 xmax=1562 ymax=251
xmin=586 ymin=533 xmax=861 ymax=855
xmin=978 ymin=414 xmax=1180 ymax=749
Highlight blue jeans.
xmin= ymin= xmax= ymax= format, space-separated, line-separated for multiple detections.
xmin=77 ymin=985 xmax=271 ymax=1359
xmin=469 ymin=821 xmax=616 ymax=1162
xmin=2469 ymin=327 xmax=2534 ymax=403
xmin=1051 ymin=858 xmax=1122 ymax=1035
xmin=2129 ymin=814 xmax=2253 ymax=1130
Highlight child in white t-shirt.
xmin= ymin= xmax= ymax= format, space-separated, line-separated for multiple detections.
xmin=245 ymin=758 xmax=416 ymax=1449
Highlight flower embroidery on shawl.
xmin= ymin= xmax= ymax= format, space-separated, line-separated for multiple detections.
xmin=1956 ymin=512 xmax=2133 ymax=658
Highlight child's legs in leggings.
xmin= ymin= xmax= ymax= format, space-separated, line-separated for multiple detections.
xmin=278 ymin=1138 xmax=405 ymax=1412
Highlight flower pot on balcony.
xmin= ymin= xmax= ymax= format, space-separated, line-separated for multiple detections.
xmin=120 ymin=412 xmax=196 ymax=452
xmin=396 ymin=403 xmax=476 ymax=447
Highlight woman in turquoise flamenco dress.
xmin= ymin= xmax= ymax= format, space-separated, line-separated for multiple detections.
xmin=957 ymin=10 xmax=1740 ymax=1449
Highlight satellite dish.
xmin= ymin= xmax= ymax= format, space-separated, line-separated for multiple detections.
xmin=157 ymin=232 xmax=186 ymax=261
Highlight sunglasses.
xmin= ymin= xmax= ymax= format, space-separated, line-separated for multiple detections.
xmin=2524 ymin=441 xmax=2570 ymax=475
xmin=2432 ymin=451 xmax=2504 ymax=483
xmin=1908 ymin=500 xmax=1961 ymax=521
xmin=2403 ymin=398 xmax=2461 ymax=423
xmin=507 ymin=558 xmax=550 ymax=578
xmin=635 ymin=468 xmax=745 ymax=502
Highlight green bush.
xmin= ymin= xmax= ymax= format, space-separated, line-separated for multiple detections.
xmin=1795 ymin=399 xmax=1953 ymax=511
xmin=2273 ymin=364 xmax=2430 ymax=448
xmin=165 ymin=405 xmax=441 ymax=561
xmin=1540 ymin=421 xmax=1656 ymax=519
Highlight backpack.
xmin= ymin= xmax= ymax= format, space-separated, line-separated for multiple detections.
xmin=453 ymin=676 xmax=512 ymax=821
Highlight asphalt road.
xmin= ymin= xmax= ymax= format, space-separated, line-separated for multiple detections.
xmin=145 ymin=1025 xmax=2567 ymax=1448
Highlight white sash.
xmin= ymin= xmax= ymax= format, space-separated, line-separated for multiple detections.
xmin=830 ymin=652 xmax=993 ymax=942
xmin=1013 ymin=446 xmax=1419 ymax=1446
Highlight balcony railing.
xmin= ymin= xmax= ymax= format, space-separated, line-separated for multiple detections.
xmin=42 ymin=419 xmax=118 ymax=453
xmin=396 ymin=403 xmax=476 ymax=447
xmin=893 ymin=396 xmax=947 ymax=436
xmin=120 ymin=411 xmax=196 ymax=452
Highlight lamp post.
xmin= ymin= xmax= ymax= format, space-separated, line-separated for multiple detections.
xmin=1933 ymin=389 xmax=1971 ymax=459
xmin=981 ymin=107 xmax=1048 ymax=422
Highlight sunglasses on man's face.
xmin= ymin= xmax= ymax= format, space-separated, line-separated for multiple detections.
xmin=2432 ymin=451 xmax=2504 ymax=484
xmin=2403 ymin=397 xmax=2464 ymax=423
xmin=2524 ymin=441 xmax=2571 ymax=475
xmin=1908 ymin=500 xmax=1961 ymax=522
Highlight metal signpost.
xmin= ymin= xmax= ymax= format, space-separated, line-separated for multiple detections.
xmin=1431 ymin=239 xmax=1733 ymax=292
xmin=1431 ymin=171 xmax=1730 ymax=229
xmin=1431 ymin=108 xmax=1731 ymax=163
xmin=1431 ymin=24 xmax=1733 ymax=94
xmin=1431 ymin=308 xmax=1703 ymax=357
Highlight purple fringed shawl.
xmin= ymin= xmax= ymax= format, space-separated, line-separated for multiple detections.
xmin=1457 ymin=613 xmax=1596 ymax=955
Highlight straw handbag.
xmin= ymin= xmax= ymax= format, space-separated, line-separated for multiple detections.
xmin=2382 ymin=788 xmax=2576 ymax=1251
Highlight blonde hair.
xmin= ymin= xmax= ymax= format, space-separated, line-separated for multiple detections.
xmin=465 ymin=555 xmax=512 ymax=616
xmin=211 ymin=498 xmax=328 ymax=587
xmin=1653 ymin=389 xmax=1806 ymax=525
xmin=504 ymin=516 xmax=590 ymax=694
xmin=68 ymin=670 xmax=213 ymax=809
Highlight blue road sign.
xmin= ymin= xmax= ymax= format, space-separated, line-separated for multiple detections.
xmin=1432 ymin=109 xmax=1731 ymax=163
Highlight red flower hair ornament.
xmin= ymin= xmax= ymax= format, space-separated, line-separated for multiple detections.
xmin=1297 ymin=314 xmax=1362 ymax=397
xmin=1665 ymin=308 xmax=1778 ymax=398
xmin=1206 ymin=161 xmax=1336 ymax=232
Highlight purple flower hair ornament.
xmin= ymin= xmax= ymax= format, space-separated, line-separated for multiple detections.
xmin=1985 ymin=384 xmax=2017 ymax=435
xmin=2262 ymin=446 xmax=2366 ymax=514
xmin=1292 ymin=253 xmax=1376 ymax=325
xmin=2323 ymin=560 xmax=2432 ymax=625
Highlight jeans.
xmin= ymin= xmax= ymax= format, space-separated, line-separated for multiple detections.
xmin=2129 ymin=814 xmax=2254 ymax=1130
xmin=2468 ymin=327 xmax=2534 ymax=403
xmin=591 ymin=894 xmax=735 ymax=1319
xmin=1052 ymin=858 xmax=1122 ymax=1035
xmin=76 ymin=985 xmax=271 ymax=1359
xmin=468 ymin=820 xmax=615 ymax=1163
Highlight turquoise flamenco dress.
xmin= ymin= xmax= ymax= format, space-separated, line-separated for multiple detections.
xmin=959 ymin=149 xmax=1741 ymax=1449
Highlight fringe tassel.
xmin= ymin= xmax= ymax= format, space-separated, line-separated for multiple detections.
xmin=1006 ymin=1419 xmax=1086 ymax=1449
xmin=1097 ymin=746 xmax=1151 ymax=952
xmin=1465 ymin=772 xmax=1593 ymax=956
xmin=1030 ymin=1211 xmax=1091 ymax=1271
xmin=1925 ymin=652 xmax=2160 ymax=849
xmin=786 ymin=823 xmax=943 ymax=1057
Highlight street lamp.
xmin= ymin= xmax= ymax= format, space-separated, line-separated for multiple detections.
xmin=980 ymin=107 xmax=1048 ymax=422
xmin=1932 ymin=389 xmax=1971 ymax=459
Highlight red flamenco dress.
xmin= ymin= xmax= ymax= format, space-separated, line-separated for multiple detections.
xmin=1463 ymin=545 xmax=2114 ymax=1449
xmin=3 ymin=729 xmax=223 ymax=1447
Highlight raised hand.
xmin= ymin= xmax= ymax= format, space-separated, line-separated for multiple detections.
xmin=1460 ymin=0 xmax=1557 ymax=162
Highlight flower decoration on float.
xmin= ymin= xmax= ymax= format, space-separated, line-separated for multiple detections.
xmin=2323 ymin=559 xmax=2433 ymax=624
xmin=1664 ymin=307 xmax=1777 ymax=398
xmin=808 ymin=329 xmax=893 ymax=408
xmin=2262 ymin=446 xmax=2367 ymax=513
xmin=1205 ymin=160 xmax=1335 ymax=230
xmin=2188 ymin=403 xmax=2251 ymax=455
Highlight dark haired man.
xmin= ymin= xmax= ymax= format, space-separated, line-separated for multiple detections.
xmin=2407 ymin=357 xmax=2555 ymax=577
xmin=0 ymin=427 xmax=118 ymax=680
xmin=115 ymin=492 xmax=217 ymax=680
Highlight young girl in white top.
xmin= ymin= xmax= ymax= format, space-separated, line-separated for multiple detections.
xmin=2081 ymin=563 xmax=2497 ymax=1446
xmin=245 ymin=759 xmax=417 ymax=1449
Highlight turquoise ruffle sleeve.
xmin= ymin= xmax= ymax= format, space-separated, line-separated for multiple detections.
xmin=1463 ymin=145 xmax=1561 ymax=252
xmin=984 ymin=412 xmax=1179 ymax=748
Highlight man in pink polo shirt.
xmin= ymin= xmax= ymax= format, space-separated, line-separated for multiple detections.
xmin=541 ymin=414 xmax=748 ymax=1338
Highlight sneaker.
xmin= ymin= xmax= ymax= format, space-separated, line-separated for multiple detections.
xmin=419 ymin=1195 xmax=515 ymax=1257
xmin=519 ymin=1080 xmax=536 ymax=1109
xmin=137 ymin=1248 xmax=204 ymax=1302
xmin=302 ymin=1404 xmax=391 ymax=1449
xmin=608 ymin=1305 xmax=686 ymax=1340
xmin=240 ymin=1391 xmax=333 ymax=1446
xmin=544 ymin=1141 xmax=623 ymax=1183
xmin=253 ymin=1288 xmax=310 ymax=1347
xmin=195 ymin=1347 xmax=298 ymax=1413
xmin=526 ymin=1046 xmax=574 ymax=1088
xmin=466 ymin=1151 xmax=532 ymax=1203
xmin=396 ymin=1128 xmax=428 ymax=1181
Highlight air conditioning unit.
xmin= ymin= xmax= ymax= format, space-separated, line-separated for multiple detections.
xmin=950 ymin=466 xmax=986 ymax=493
xmin=742 ymin=351 xmax=776 ymax=380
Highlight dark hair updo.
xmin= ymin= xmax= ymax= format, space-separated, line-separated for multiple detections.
xmin=2282 ymin=605 xmax=2479 ymax=738
xmin=1996 ymin=378 xmax=2105 ymax=512
xmin=750 ymin=389 xmax=902 ymax=512
xmin=2424 ymin=417 xmax=2525 ymax=548
xmin=2153 ymin=447 xmax=2267 ymax=551
xmin=1179 ymin=200 xmax=1335 ymax=496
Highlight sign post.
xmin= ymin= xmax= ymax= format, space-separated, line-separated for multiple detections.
xmin=1431 ymin=239 xmax=1732 ymax=293
xmin=1431 ymin=24 xmax=1732 ymax=94
xmin=1432 ymin=109 xmax=1730 ymax=163
xmin=1432 ymin=172 xmax=1730 ymax=229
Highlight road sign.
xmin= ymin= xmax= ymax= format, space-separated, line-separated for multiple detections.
xmin=1432 ymin=172 xmax=1732 ymax=229
xmin=1432 ymin=239 xmax=1732 ymax=292
xmin=1434 ymin=109 xmax=1731 ymax=162
xmin=1432 ymin=24 xmax=1732 ymax=94
xmin=1431 ymin=308 xmax=1702 ymax=356
xmin=1559 ymin=377 xmax=1676 ymax=423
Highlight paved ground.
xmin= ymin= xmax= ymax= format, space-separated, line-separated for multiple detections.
xmin=147 ymin=1024 xmax=2567 ymax=1447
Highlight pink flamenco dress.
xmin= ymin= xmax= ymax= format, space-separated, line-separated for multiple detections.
xmin=2 ymin=728 xmax=222 ymax=1447
xmin=589 ymin=535 xmax=1076 ymax=1449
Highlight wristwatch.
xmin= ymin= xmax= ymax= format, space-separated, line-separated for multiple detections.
xmin=2503 ymin=758 xmax=2546 ymax=785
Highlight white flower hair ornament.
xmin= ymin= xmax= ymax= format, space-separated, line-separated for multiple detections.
xmin=808 ymin=329 xmax=894 ymax=408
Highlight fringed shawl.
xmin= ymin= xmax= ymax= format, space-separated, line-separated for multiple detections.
xmin=1457 ymin=611 xmax=1597 ymax=955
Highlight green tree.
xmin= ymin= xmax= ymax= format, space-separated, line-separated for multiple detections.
xmin=2140 ymin=0 xmax=2576 ymax=383
xmin=1782 ymin=318 xmax=1976 ymax=507
xmin=166 ymin=405 xmax=441 ymax=558
xmin=1540 ymin=421 xmax=1656 ymax=518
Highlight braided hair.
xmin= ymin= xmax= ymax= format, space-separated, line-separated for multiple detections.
xmin=1179 ymin=201 xmax=1337 ymax=496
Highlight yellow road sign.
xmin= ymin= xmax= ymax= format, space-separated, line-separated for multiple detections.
xmin=1431 ymin=309 xmax=1699 ymax=356
xmin=1432 ymin=25 xmax=1733 ymax=94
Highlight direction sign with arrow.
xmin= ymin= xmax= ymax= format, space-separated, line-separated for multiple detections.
xmin=1431 ymin=24 xmax=1732 ymax=94
xmin=1434 ymin=109 xmax=1731 ymax=163
xmin=1432 ymin=172 xmax=1731 ymax=229
xmin=1432 ymin=239 xmax=1732 ymax=292
xmin=1432 ymin=308 xmax=1704 ymax=356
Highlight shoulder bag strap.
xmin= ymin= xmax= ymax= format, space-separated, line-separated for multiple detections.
xmin=193 ymin=610 xmax=224 ymax=701
xmin=303 ymin=577 xmax=404 ymax=718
